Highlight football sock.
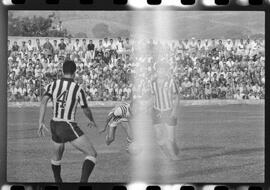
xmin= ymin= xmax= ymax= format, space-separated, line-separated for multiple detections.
xmin=159 ymin=143 xmax=171 ymax=158
xmin=166 ymin=124 xmax=179 ymax=156
xmin=51 ymin=160 xmax=62 ymax=183
xmin=80 ymin=156 xmax=96 ymax=182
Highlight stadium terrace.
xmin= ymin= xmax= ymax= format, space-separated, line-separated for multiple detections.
xmin=7 ymin=37 xmax=265 ymax=102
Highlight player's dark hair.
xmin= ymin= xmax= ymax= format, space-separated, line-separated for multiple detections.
xmin=63 ymin=60 xmax=76 ymax=75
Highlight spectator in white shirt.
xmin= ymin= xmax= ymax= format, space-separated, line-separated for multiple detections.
xmin=124 ymin=38 xmax=132 ymax=54
xmin=225 ymin=39 xmax=233 ymax=58
xmin=96 ymin=40 xmax=104 ymax=55
xmin=52 ymin=39 xmax=59 ymax=55
xmin=234 ymin=89 xmax=243 ymax=99
xmin=66 ymin=38 xmax=73 ymax=53
xmin=109 ymin=39 xmax=116 ymax=51
xmin=81 ymin=39 xmax=88 ymax=53
xmin=103 ymin=37 xmax=110 ymax=52
xmin=73 ymin=39 xmax=81 ymax=53
xmin=237 ymin=39 xmax=245 ymax=55
xmin=27 ymin=40 xmax=34 ymax=54
xmin=248 ymin=89 xmax=259 ymax=100
xmin=182 ymin=39 xmax=189 ymax=53
xmin=116 ymin=37 xmax=124 ymax=54
xmin=226 ymin=57 xmax=234 ymax=68
xmin=252 ymin=83 xmax=261 ymax=93
xmin=190 ymin=37 xmax=197 ymax=53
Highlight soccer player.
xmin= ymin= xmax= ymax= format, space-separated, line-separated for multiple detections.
xmin=99 ymin=102 xmax=133 ymax=147
xmin=38 ymin=60 xmax=98 ymax=183
xmin=150 ymin=62 xmax=180 ymax=160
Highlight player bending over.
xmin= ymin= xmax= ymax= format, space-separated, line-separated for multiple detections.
xmin=99 ymin=102 xmax=134 ymax=148
xmin=38 ymin=60 xmax=99 ymax=183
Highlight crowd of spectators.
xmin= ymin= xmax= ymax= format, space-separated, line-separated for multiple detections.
xmin=8 ymin=36 xmax=265 ymax=102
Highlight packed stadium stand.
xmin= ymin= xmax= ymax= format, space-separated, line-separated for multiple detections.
xmin=7 ymin=37 xmax=265 ymax=102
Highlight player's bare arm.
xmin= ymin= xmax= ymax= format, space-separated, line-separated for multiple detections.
xmin=38 ymin=95 xmax=50 ymax=137
xmin=99 ymin=112 xmax=114 ymax=134
xmin=83 ymin=107 xmax=98 ymax=128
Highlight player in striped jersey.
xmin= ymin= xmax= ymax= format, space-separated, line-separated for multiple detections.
xmin=99 ymin=102 xmax=133 ymax=147
xmin=150 ymin=62 xmax=180 ymax=160
xmin=38 ymin=60 xmax=98 ymax=183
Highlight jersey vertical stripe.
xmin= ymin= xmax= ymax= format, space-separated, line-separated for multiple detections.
xmin=120 ymin=105 xmax=127 ymax=117
xmin=151 ymin=78 xmax=178 ymax=111
xmin=51 ymin=81 xmax=57 ymax=94
xmin=160 ymin=81 xmax=167 ymax=108
xmin=46 ymin=84 xmax=51 ymax=94
xmin=52 ymin=80 xmax=60 ymax=113
xmin=44 ymin=78 xmax=88 ymax=122
xmin=79 ymin=88 xmax=88 ymax=108
xmin=63 ymin=82 xmax=76 ymax=120
xmin=55 ymin=79 xmax=64 ymax=118
xmin=60 ymin=80 xmax=72 ymax=119
xmin=59 ymin=81 xmax=68 ymax=118
xmin=109 ymin=103 xmax=130 ymax=120
xmin=67 ymin=85 xmax=79 ymax=120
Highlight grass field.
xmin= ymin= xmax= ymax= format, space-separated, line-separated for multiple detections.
xmin=7 ymin=104 xmax=264 ymax=183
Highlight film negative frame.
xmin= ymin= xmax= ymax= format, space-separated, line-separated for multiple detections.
xmin=0 ymin=0 xmax=269 ymax=189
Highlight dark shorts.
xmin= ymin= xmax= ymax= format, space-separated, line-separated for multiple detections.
xmin=50 ymin=120 xmax=84 ymax=143
xmin=152 ymin=109 xmax=177 ymax=126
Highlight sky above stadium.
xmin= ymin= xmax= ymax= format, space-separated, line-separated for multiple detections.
xmin=10 ymin=11 xmax=264 ymax=39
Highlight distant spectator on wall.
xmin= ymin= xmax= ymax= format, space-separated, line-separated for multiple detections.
xmin=43 ymin=38 xmax=53 ymax=57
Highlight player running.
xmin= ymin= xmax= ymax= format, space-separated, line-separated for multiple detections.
xmin=99 ymin=102 xmax=134 ymax=148
xmin=150 ymin=62 xmax=180 ymax=160
xmin=38 ymin=60 xmax=98 ymax=183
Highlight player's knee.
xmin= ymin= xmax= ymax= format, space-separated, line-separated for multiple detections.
xmin=51 ymin=159 xmax=61 ymax=165
xmin=53 ymin=150 xmax=64 ymax=161
xmin=85 ymin=155 xmax=97 ymax=164
xmin=87 ymin=147 xmax=97 ymax=158
xmin=54 ymin=155 xmax=62 ymax=161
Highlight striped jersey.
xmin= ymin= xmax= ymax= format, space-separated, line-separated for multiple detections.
xmin=44 ymin=77 xmax=88 ymax=122
xmin=108 ymin=102 xmax=131 ymax=122
xmin=150 ymin=77 xmax=179 ymax=111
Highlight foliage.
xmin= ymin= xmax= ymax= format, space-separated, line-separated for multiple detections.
xmin=8 ymin=12 xmax=69 ymax=37
xmin=114 ymin=29 xmax=130 ymax=38
xmin=74 ymin=32 xmax=88 ymax=38
xmin=92 ymin=23 xmax=111 ymax=38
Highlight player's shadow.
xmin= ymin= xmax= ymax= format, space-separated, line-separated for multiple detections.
xmin=179 ymin=147 xmax=264 ymax=161
xmin=181 ymin=145 xmax=223 ymax=152
xmin=161 ymin=162 xmax=258 ymax=179
xmin=202 ymin=147 xmax=263 ymax=159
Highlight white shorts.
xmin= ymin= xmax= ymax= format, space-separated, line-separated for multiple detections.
xmin=109 ymin=117 xmax=128 ymax=128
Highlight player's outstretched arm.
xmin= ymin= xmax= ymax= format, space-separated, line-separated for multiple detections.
xmin=38 ymin=95 xmax=50 ymax=137
xmin=83 ymin=107 xmax=98 ymax=128
xmin=99 ymin=112 xmax=114 ymax=134
xmin=99 ymin=119 xmax=109 ymax=134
